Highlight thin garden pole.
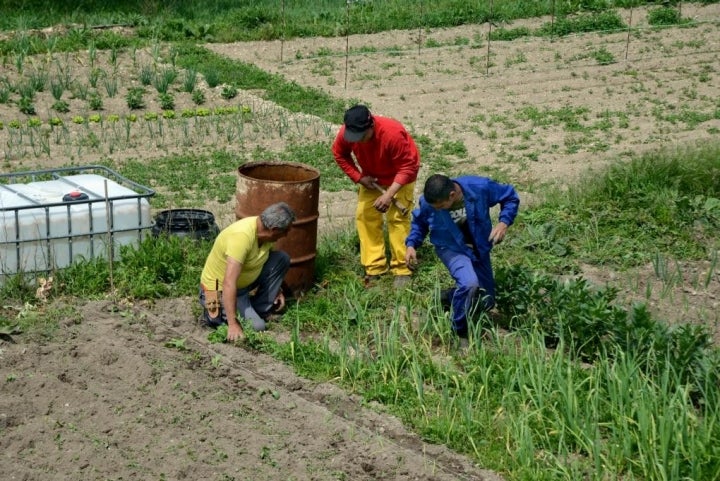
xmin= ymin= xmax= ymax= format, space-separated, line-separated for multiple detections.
xmin=550 ymin=0 xmax=556 ymax=42
xmin=625 ymin=4 xmax=633 ymax=61
xmin=418 ymin=0 xmax=423 ymax=55
xmin=280 ymin=0 xmax=286 ymax=62
xmin=486 ymin=0 xmax=493 ymax=75
xmin=345 ymin=0 xmax=350 ymax=90
xmin=103 ymin=180 xmax=115 ymax=295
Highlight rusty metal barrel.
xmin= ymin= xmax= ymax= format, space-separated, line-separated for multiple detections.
xmin=235 ymin=161 xmax=320 ymax=296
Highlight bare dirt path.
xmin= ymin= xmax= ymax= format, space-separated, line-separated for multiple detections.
xmin=1 ymin=297 xmax=503 ymax=481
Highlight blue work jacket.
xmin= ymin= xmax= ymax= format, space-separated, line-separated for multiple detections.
xmin=405 ymin=176 xmax=520 ymax=258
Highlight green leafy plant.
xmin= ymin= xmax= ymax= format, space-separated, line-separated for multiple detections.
xmin=125 ymin=87 xmax=146 ymax=109
xmin=18 ymin=97 xmax=36 ymax=115
xmin=191 ymin=88 xmax=205 ymax=105
xmin=158 ymin=92 xmax=175 ymax=110
xmin=592 ymin=46 xmax=615 ymax=65
xmin=648 ymin=7 xmax=685 ymax=26
xmin=539 ymin=11 xmax=625 ymax=37
xmin=221 ymin=84 xmax=238 ymax=99
xmin=164 ymin=338 xmax=188 ymax=350
xmin=208 ymin=324 xmax=228 ymax=343
xmin=52 ymin=99 xmax=70 ymax=113
xmin=88 ymin=91 xmax=103 ymax=110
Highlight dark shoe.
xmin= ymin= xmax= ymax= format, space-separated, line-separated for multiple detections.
xmin=454 ymin=330 xmax=470 ymax=351
xmin=261 ymin=304 xmax=284 ymax=322
xmin=363 ymin=275 xmax=380 ymax=288
xmin=393 ymin=275 xmax=411 ymax=289
xmin=198 ymin=312 xmax=222 ymax=329
xmin=261 ymin=312 xmax=283 ymax=322
xmin=440 ymin=288 xmax=454 ymax=310
xmin=198 ymin=314 xmax=211 ymax=329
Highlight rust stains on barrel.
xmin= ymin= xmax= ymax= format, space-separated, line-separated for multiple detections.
xmin=235 ymin=161 xmax=320 ymax=296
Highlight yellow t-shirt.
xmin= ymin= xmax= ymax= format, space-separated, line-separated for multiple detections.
xmin=200 ymin=217 xmax=273 ymax=290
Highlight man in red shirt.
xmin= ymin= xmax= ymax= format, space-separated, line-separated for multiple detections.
xmin=332 ymin=105 xmax=420 ymax=288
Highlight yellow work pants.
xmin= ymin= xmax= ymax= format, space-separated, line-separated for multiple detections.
xmin=356 ymin=182 xmax=415 ymax=277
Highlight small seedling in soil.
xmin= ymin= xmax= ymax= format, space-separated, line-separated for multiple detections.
xmin=208 ymin=324 xmax=228 ymax=343
xmin=165 ymin=338 xmax=188 ymax=350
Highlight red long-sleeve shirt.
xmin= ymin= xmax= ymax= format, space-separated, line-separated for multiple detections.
xmin=332 ymin=115 xmax=420 ymax=186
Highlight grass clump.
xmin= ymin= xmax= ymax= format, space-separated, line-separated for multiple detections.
xmin=539 ymin=10 xmax=625 ymax=37
xmin=647 ymin=6 xmax=691 ymax=27
xmin=503 ymin=143 xmax=720 ymax=273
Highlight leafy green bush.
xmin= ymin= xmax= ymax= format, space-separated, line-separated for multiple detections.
xmin=490 ymin=26 xmax=531 ymax=41
xmin=539 ymin=10 xmax=625 ymax=37
xmin=593 ymin=46 xmax=615 ymax=65
xmin=125 ymin=86 xmax=146 ymax=109
xmin=17 ymin=96 xmax=35 ymax=114
xmin=220 ymin=84 xmax=238 ymax=99
xmin=158 ymin=92 xmax=175 ymax=110
xmin=494 ymin=264 xmax=716 ymax=401
xmin=88 ymin=91 xmax=103 ymax=110
xmin=191 ymin=88 xmax=205 ymax=105
xmin=647 ymin=6 xmax=685 ymax=26
xmin=111 ymin=235 xmax=209 ymax=299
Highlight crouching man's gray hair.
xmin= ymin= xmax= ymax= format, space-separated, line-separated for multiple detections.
xmin=260 ymin=202 xmax=296 ymax=231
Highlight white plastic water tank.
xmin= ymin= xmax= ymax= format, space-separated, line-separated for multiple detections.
xmin=0 ymin=167 xmax=154 ymax=281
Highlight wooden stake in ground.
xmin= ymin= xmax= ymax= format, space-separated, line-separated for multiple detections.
xmin=344 ymin=0 xmax=350 ymax=90
xmin=104 ymin=179 xmax=115 ymax=294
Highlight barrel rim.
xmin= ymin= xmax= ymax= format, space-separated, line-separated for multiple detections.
xmin=237 ymin=161 xmax=320 ymax=182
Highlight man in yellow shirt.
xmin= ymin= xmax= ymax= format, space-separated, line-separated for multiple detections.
xmin=199 ymin=202 xmax=295 ymax=341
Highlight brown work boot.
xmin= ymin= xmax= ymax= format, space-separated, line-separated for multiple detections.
xmin=393 ymin=275 xmax=411 ymax=289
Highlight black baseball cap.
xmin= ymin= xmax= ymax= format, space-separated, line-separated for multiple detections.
xmin=343 ymin=105 xmax=373 ymax=142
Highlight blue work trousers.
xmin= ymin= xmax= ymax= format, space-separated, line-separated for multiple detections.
xmin=436 ymin=247 xmax=495 ymax=335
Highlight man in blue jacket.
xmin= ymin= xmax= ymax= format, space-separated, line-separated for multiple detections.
xmin=405 ymin=174 xmax=520 ymax=338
